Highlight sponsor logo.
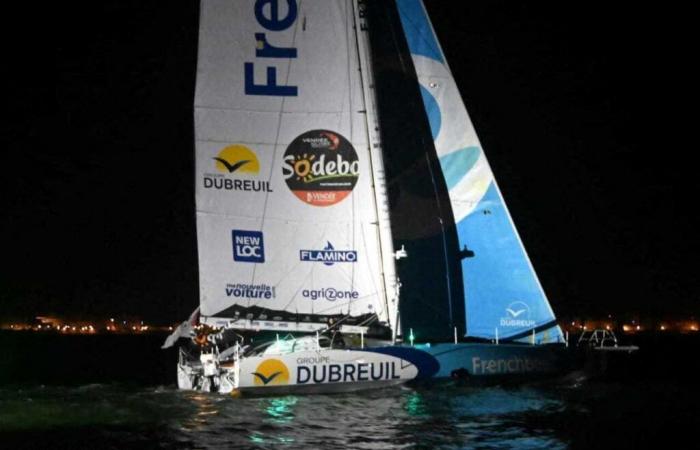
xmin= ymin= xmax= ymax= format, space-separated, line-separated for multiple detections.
xmin=225 ymin=283 xmax=276 ymax=300
xmin=300 ymin=242 xmax=357 ymax=266
xmin=252 ymin=359 xmax=290 ymax=386
xmin=500 ymin=301 xmax=535 ymax=328
xmin=213 ymin=145 xmax=259 ymax=174
xmin=232 ymin=230 xmax=265 ymax=263
xmin=471 ymin=356 xmax=552 ymax=375
xmin=297 ymin=361 xmax=400 ymax=384
xmin=282 ymin=130 xmax=359 ymax=207
xmin=302 ymin=288 xmax=359 ymax=301
xmin=203 ymin=145 xmax=273 ymax=192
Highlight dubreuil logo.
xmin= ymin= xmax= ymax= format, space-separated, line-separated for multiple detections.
xmin=500 ymin=301 xmax=535 ymax=327
xmin=282 ymin=130 xmax=359 ymax=207
xmin=203 ymin=145 xmax=272 ymax=192
xmin=300 ymin=242 xmax=357 ymax=266
xmin=232 ymin=230 xmax=265 ymax=263
xmin=252 ymin=359 xmax=290 ymax=386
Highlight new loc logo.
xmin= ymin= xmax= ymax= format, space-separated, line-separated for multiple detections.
xmin=232 ymin=230 xmax=265 ymax=263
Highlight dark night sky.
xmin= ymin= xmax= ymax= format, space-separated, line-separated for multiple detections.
xmin=3 ymin=1 xmax=696 ymax=323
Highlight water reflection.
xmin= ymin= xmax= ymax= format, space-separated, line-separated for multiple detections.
xmin=182 ymin=392 xmax=221 ymax=430
xmin=247 ymin=395 xmax=298 ymax=445
xmin=262 ymin=395 xmax=298 ymax=424
xmin=404 ymin=390 xmax=428 ymax=417
xmin=0 ymin=383 xmax=574 ymax=449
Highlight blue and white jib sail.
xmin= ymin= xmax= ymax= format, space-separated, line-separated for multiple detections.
xmin=194 ymin=0 xmax=398 ymax=333
xmin=395 ymin=0 xmax=563 ymax=344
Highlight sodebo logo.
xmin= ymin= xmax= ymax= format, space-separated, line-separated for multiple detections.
xmin=282 ymin=130 xmax=360 ymax=207
xmin=232 ymin=230 xmax=265 ymax=263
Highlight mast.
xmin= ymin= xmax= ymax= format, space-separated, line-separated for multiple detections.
xmin=351 ymin=0 xmax=401 ymax=340
xmin=364 ymin=0 xmax=466 ymax=342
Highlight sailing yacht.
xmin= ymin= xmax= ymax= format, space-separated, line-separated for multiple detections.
xmin=163 ymin=0 xmax=439 ymax=394
xmin=165 ymin=0 xmax=572 ymax=393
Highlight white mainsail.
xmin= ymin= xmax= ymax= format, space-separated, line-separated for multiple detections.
xmin=194 ymin=0 xmax=395 ymax=332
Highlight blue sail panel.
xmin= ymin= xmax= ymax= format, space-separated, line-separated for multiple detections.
xmin=457 ymin=183 xmax=560 ymax=341
xmin=395 ymin=0 xmax=563 ymax=342
xmin=396 ymin=0 xmax=444 ymax=63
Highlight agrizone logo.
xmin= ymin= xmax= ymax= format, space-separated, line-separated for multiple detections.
xmin=301 ymin=287 xmax=359 ymax=302
xmin=252 ymin=359 xmax=290 ymax=386
xmin=299 ymin=241 xmax=357 ymax=266
xmin=282 ymin=130 xmax=359 ymax=206
xmin=232 ymin=230 xmax=265 ymax=263
xmin=203 ymin=145 xmax=272 ymax=192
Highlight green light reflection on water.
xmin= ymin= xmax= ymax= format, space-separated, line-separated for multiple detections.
xmin=248 ymin=396 xmax=298 ymax=445
xmin=264 ymin=395 xmax=298 ymax=423
xmin=249 ymin=433 xmax=265 ymax=444
xmin=404 ymin=391 xmax=428 ymax=417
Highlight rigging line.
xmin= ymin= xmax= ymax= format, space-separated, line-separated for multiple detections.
xmin=358 ymin=222 xmax=383 ymax=316
xmin=346 ymin=0 xmax=360 ymax=318
xmin=250 ymin=230 xmax=311 ymax=313
xmin=426 ymin=151 xmax=453 ymax=327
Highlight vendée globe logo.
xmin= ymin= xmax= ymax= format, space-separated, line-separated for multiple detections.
xmin=232 ymin=230 xmax=265 ymax=263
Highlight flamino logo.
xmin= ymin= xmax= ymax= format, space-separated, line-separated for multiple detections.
xmin=252 ymin=359 xmax=290 ymax=386
xmin=213 ymin=145 xmax=260 ymax=174
xmin=299 ymin=241 xmax=357 ymax=266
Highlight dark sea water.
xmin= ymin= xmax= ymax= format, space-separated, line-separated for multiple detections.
xmin=1 ymin=332 xmax=698 ymax=449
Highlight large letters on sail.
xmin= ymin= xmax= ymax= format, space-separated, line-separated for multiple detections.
xmin=195 ymin=0 xmax=388 ymax=325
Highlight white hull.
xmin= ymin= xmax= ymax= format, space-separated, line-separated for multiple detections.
xmin=177 ymin=347 xmax=420 ymax=395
